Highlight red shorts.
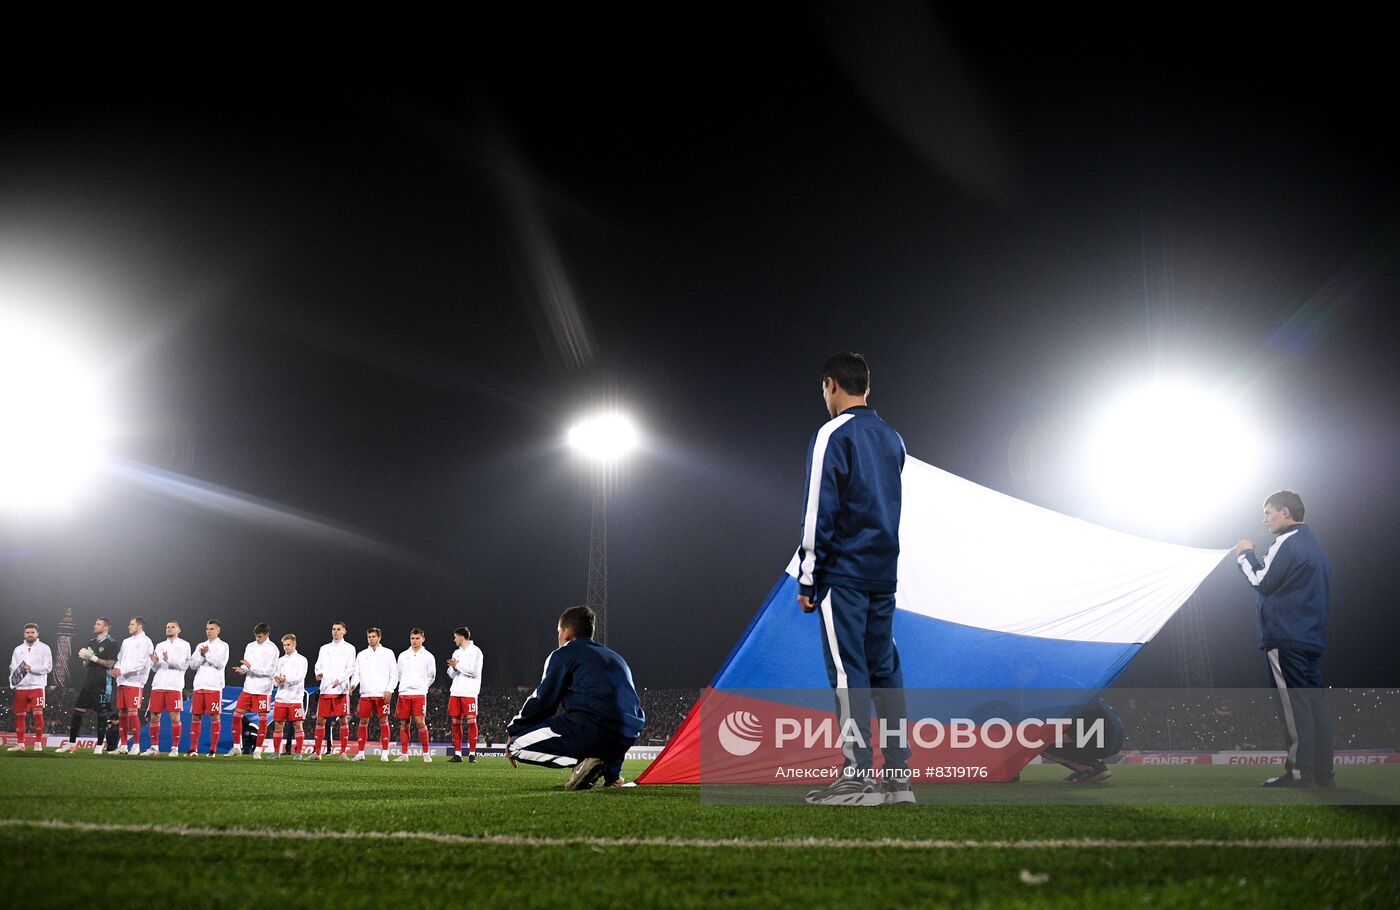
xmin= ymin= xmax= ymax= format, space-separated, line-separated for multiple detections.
xmin=192 ymin=690 xmax=222 ymax=715
xmin=116 ymin=686 xmax=143 ymax=711
xmin=12 ymin=688 xmax=44 ymax=715
xmin=236 ymin=692 xmax=269 ymax=714
xmin=395 ymin=694 xmax=426 ymax=719
xmin=357 ymin=696 xmax=391 ymax=719
xmin=273 ymin=702 xmax=306 ymax=722
xmin=149 ymin=690 xmax=183 ymax=714
xmin=448 ymin=696 xmax=477 ymax=718
xmin=317 ymin=694 xmax=348 ymax=717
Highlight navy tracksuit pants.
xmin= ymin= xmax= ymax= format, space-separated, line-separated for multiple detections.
xmin=816 ymin=585 xmax=911 ymax=772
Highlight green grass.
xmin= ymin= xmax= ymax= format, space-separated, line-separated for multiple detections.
xmin=2 ymin=752 xmax=1398 ymax=908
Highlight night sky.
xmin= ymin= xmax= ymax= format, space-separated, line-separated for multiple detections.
xmin=2 ymin=7 xmax=1397 ymax=688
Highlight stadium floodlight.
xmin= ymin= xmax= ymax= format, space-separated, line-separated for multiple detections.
xmin=566 ymin=412 xmax=641 ymax=464
xmin=1082 ymin=379 xmax=1259 ymax=520
xmin=0 ymin=312 xmax=110 ymax=513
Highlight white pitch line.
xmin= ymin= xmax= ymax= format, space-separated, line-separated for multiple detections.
xmin=0 ymin=818 xmax=1394 ymax=850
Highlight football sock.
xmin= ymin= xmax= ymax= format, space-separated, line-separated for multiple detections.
xmin=170 ymin=720 xmax=181 ymax=747
xmin=400 ymin=728 xmax=411 ymax=754
xmin=32 ymin=713 xmax=42 ymax=744
xmin=314 ymin=721 xmax=325 ymax=754
xmin=209 ymin=717 xmax=220 ymax=750
xmin=419 ymin=725 xmax=430 ymax=752
xmin=149 ymin=722 xmax=159 ymax=746
xmin=451 ymin=719 xmax=462 ymax=753
xmin=357 ymin=727 xmax=369 ymax=753
xmin=467 ymin=719 xmax=478 ymax=754
xmin=190 ymin=717 xmax=202 ymax=750
xmin=15 ymin=716 xmax=25 ymax=744
xmin=294 ymin=731 xmax=304 ymax=754
xmin=255 ymin=714 xmax=268 ymax=748
xmin=338 ymin=721 xmax=349 ymax=752
xmin=273 ymin=731 xmax=283 ymax=754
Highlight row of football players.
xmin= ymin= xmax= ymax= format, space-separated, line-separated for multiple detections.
xmin=8 ymin=618 xmax=484 ymax=762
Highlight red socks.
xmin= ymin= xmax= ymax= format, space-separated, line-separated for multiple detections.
xmin=33 ymin=714 xmax=43 ymax=744
xmin=15 ymin=716 xmax=25 ymax=745
xmin=255 ymin=714 xmax=268 ymax=748
xmin=314 ymin=721 xmax=326 ymax=754
xmin=419 ymin=726 xmax=430 ymax=752
xmin=400 ymin=727 xmax=411 ymax=754
xmin=452 ymin=719 xmax=462 ymax=753
xmin=467 ymin=719 xmax=478 ymax=755
xmin=339 ymin=721 xmax=349 ymax=753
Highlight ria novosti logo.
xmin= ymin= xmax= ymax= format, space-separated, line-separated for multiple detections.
xmin=717 ymin=710 xmax=764 ymax=756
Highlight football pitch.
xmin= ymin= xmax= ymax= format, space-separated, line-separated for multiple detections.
xmin=2 ymin=753 xmax=1398 ymax=909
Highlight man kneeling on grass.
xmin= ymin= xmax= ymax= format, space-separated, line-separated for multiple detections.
xmin=505 ymin=606 xmax=645 ymax=790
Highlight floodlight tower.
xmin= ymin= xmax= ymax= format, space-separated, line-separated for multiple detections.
xmin=566 ymin=412 xmax=640 ymax=646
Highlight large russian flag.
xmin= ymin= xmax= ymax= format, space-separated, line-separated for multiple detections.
xmin=638 ymin=458 xmax=1229 ymax=784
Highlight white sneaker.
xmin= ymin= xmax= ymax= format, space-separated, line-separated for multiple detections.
xmin=226 ymin=744 xmax=243 ymax=756
xmin=341 ymin=750 xmax=354 ymax=761
xmin=113 ymin=744 xmax=128 ymax=755
xmin=33 ymin=743 xmax=43 ymax=752
xmin=310 ymin=753 xmax=322 ymax=761
xmin=57 ymin=741 xmax=77 ymax=754
xmin=351 ymin=752 xmax=365 ymax=762
xmin=380 ymin=751 xmax=390 ymax=763
xmin=142 ymin=747 xmax=160 ymax=756
xmin=423 ymin=753 xmax=432 ymax=763
xmin=169 ymin=749 xmax=180 ymax=757
xmin=393 ymin=752 xmax=410 ymax=763
xmin=92 ymin=744 xmax=105 ymax=755
xmin=252 ymin=751 xmax=263 ymax=760
xmin=5 ymin=743 xmax=24 ymax=752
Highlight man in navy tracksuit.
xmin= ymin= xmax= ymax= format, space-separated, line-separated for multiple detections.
xmin=1234 ymin=490 xmax=1334 ymax=787
xmin=506 ymin=606 xmax=646 ymax=790
xmin=796 ymin=353 xmax=913 ymax=807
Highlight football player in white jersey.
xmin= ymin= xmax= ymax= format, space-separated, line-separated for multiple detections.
xmin=270 ymin=634 xmax=309 ymax=759
xmin=350 ymin=627 xmax=397 ymax=762
xmin=227 ymin=623 xmax=278 ymax=756
xmin=394 ymin=629 xmax=435 ymax=762
xmin=187 ymin=620 xmax=230 ymax=756
xmin=312 ymin=621 xmax=357 ymax=759
xmin=8 ymin=624 xmax=53 ymax=752
xmin=144 ymin=621 xmax=191 ymax=756
xmin=446 ymin=626 xmax=483 ymax=763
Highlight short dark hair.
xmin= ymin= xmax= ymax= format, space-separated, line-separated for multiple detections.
xmin=410 ymin=627 xmax=425 ymax=637
xmin=332 ymin=621 xmax=346 ymax=629
xmin=206 ymin=619 xmax=221 ymax=629
xmin=95 ymin=617 xmax=111 ymax=627
xmin=559 ymin=606 xmax=595 ymax=640
xmin=367 ymin=627 xmax=382 ymax=636
xmin=131 ymin=617 xmax=146 ymax=629
xmin=253 ymin=622 xmax=270 ymax=636
xmin=454 ymin=627 xmax=471 ymax=640
xmin=23 ymin=623 xmax=38 ymax=632
xmin=821 ymin=353 xmax=870 ymax=395
xmin=1265 ymin=490 xmax=1306 ymax=522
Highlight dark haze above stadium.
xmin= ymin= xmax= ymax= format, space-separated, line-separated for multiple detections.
xmin=1 ymin=6 xmax=1396 ymax=688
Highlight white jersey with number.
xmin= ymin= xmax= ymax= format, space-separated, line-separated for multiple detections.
xmin=314 ymin=640 xmax=357 ymax=696
xmin=448 ymin=643 xmax=483 ymax=698
xmin=189 ymin=639 xmax=229 ymax=692
xmin=114 ymin=633 xmax=154 ymax=689
xmin=239 ymin=639 xmax=280 ymax=696
xmin=353 ymin=645 xmax=397 ymax=697
xmin=9 ymin=641 xmax=53 ymax=690
xmin=150 ymin=637 xmax=192 ymax=692
xmin=395 ymin=647 xmax=436 ymax=696
xmin=273 ymin=652 xmax=309 ymax=704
